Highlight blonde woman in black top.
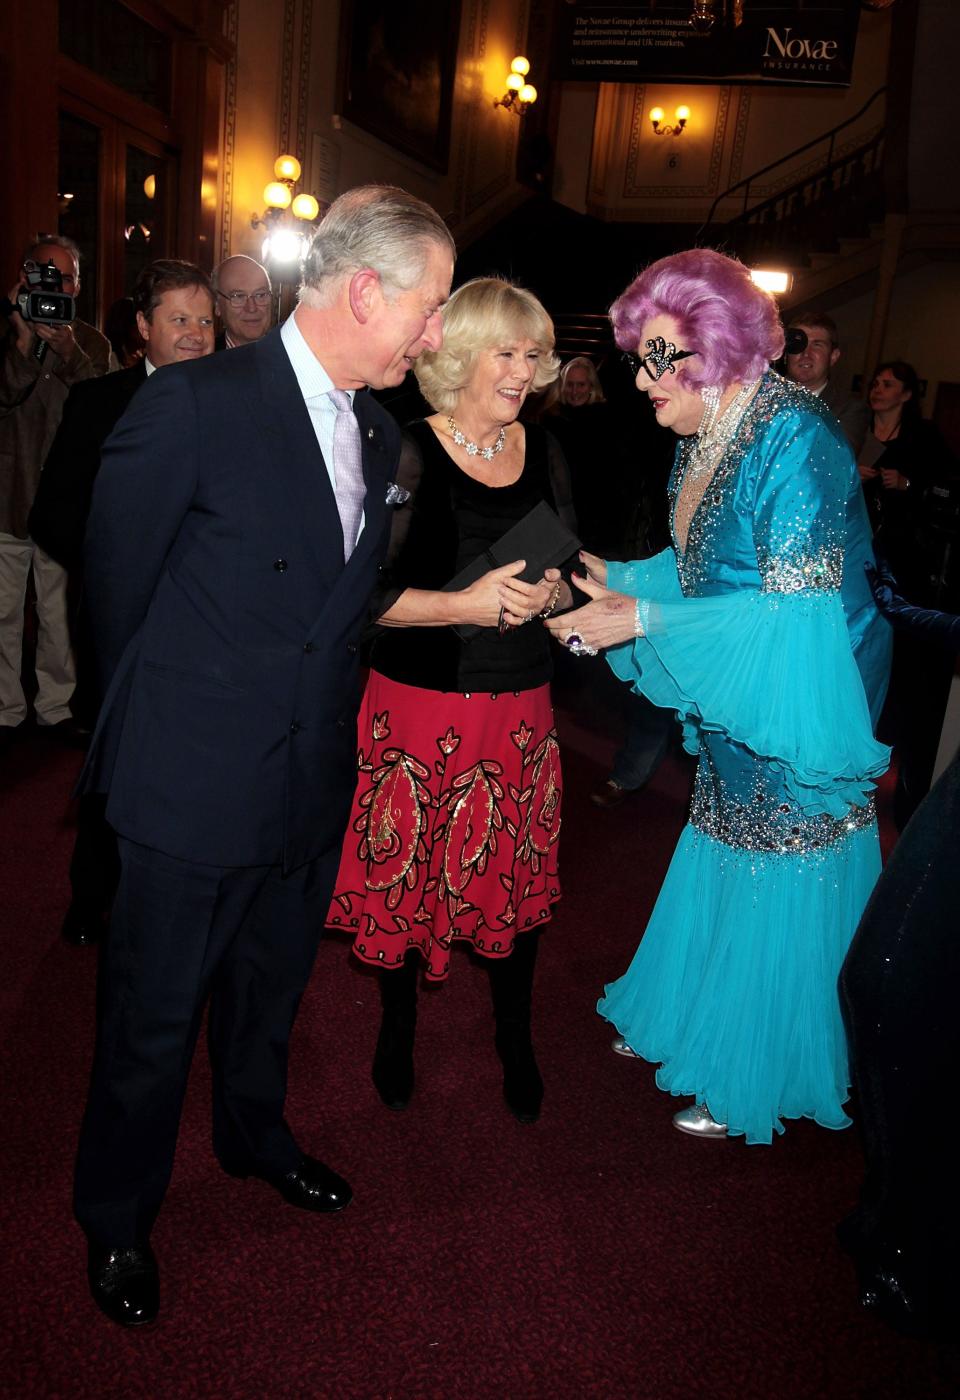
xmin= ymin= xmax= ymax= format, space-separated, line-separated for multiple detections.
xmin=327 ymin=278 xmax=576 ymax=1122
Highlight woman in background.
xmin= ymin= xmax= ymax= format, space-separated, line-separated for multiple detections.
xmin=858 ymin=359 xmax=957 ymax=826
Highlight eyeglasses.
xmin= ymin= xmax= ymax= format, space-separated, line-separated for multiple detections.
xmin=623 ymin=337 xmax=698 ymax=382
xmin=217 ymin=289 xmax=272 ymax=307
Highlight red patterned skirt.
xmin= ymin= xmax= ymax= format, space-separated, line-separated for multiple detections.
xmin=326 ymin=671 xmax=562 ymax=981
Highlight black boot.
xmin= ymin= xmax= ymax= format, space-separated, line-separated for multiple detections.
xmin=487 ymin=932 xmax=543 ymax=1123
xmin=372 ymin=953 xmax=419 ymax=1110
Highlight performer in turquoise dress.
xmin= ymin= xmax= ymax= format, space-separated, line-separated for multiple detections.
xmin=545 ymin=250 xmax=891 ymax=1144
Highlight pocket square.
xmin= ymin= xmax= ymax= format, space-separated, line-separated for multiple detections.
xmin=385 ymin=483 xmax=410 ymax=506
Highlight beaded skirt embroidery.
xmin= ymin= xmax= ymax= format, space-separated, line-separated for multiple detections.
xmin=327 ymin=672 xmax=562 ymax=981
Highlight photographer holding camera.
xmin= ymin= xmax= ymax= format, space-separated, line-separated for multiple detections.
xmin=0 ymin=234 xmax=109 ymax=742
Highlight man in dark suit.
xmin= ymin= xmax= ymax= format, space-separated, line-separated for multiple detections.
xmin=74 ymin=186 xmax=454 ymax=1326
xmin=29 ymin=259 xmax=215 ymax=946
xmin=785 ymin=312 xmax=870 ymax=455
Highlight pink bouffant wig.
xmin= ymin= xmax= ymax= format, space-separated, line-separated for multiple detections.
xmin=610 ymin=248 xmax=784 ymax=391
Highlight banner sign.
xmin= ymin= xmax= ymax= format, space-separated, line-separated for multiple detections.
xmin=556 ymin=2 xmax=861 ymax=88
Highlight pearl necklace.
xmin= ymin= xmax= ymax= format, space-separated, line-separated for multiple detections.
xmin=447 ymin=417 xmax=506 ymax=461
xmin=688 ymin=380 xmax=759 ymax=478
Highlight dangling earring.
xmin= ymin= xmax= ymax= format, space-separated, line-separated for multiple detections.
xmin=699 ymin=384 xmax=721 ymax=436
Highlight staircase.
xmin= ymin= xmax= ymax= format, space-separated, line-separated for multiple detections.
xmin=457 ymin=91 xmax=897 ymax=359
xmin=697 ymin=88 xmax=888 ymax=313
xmin=551 ymin=312 xmax=617 ymax=362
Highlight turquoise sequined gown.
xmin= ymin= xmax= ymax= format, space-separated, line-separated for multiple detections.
xmin=597 ymin=373 xmax=892 ymax=1144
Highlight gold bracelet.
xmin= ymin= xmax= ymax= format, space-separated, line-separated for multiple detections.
xmin=538 ymin=579 xmax=563 ymax=619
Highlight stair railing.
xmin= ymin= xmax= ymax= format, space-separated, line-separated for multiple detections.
xmin=698 ymin=85 xmax=887 ymax=239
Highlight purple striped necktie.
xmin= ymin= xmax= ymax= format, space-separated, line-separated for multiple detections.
xmin=328 ymin=388 xmax=365 ymax=561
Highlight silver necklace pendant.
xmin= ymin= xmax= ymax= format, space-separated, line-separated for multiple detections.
xmin=448 ymin=417 xmax=506 ymax=461
xmin=689 ymin=380 xmax=758 ymax=477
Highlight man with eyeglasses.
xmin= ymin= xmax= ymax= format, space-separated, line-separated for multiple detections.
xmin=213 ymin=255 xmax=273 ymax=349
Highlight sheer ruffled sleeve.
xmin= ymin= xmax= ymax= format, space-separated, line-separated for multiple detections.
xmin=363 ymin=431 xmax=426 ymax=627
xmin=605 ymin=411 xmax=890 ymax=818
xmin=607 ymin=548 xmax=683 ymax=601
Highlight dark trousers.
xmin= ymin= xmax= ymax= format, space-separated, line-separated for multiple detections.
xmin=840 ymin=752 xmax=960 ymax=1315
xmin=74 ymin=837 xmax=338 ymax=1247
xmin=69 ymin=794 xmax=121 ymax=914
xmin=611 ymin=691 xmax=674 ymax=791
xmin=880 ymin=632 xmax=954 ymax=830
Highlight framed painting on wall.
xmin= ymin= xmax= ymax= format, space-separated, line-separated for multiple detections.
xmin=338 ymin=1 xmax=462 ymax=172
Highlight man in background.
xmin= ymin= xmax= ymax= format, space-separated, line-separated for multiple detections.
xmin=29 ymin=259 xmax=214 ymax=947
xmin=0 ymin=234 xmax=109 ymax=743
xmin=785 ymin=311 xmax=869 ymax=455
xmin=213 ymin=253 xmax=273 ymax=349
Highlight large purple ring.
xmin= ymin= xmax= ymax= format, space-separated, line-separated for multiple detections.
xmin=565 ymin=632 xmax=598 ymax=657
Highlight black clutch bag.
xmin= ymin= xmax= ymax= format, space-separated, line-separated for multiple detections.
xmin=442 ymin=500 xmax=581 ymax=641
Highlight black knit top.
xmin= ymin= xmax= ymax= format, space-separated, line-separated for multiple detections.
xmin=366 ymin=419 xmax=576 ymax=693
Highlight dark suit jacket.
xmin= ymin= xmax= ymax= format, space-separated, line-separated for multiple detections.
xmin=820 ymin=378 xmax=870 ymax=457
xmin=80 ymin=327 xmax=400 ymax=873
xmin=28 ymin=360 xmax=147 ymax=571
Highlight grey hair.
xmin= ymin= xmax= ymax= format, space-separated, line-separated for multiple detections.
xmin=299 ymin=185 xmax=454 ymax=306
xmin=23 ymin=233 xmax=81 ymax=268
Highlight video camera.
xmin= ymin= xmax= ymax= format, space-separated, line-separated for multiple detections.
xmin=784 ymin=327 xmax=808 ymax=357
xmin=13 ymin=260 xmax=76 ymax=327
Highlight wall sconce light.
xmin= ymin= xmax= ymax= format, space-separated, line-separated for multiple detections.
xmin=494 ymin=56 xmax=538 ymax=115
xmin=273 ymin=154 xmax=301 ymax=182
xmin=650 ymin=105 xmax=690 ymax=137
xmin=251 ymin=155 xmax=323 ymax=264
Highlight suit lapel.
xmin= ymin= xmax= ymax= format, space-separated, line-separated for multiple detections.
xmin=253 ymin=329 xmax=343 ymax=588
xmin=349 ymin=389 xmax=391 ymax=572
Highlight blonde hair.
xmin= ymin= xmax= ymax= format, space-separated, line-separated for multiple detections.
xmin=560 ymin=356 xmax=605 ymax=405
xmin=415 ymin=277 xmax=560 ymax=414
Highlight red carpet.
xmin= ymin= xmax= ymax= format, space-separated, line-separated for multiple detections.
xmin=1 ymin=706 xmax=956 ymax=1399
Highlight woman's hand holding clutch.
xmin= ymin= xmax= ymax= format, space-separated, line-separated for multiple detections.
xmin=498 ymin=567 xmax=569 ymax=628
xmin=456 ymin=559 xmax=527 ymax=628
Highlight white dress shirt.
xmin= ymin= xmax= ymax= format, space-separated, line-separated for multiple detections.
xmin=280 ymin=310 xmax=355 ymax=502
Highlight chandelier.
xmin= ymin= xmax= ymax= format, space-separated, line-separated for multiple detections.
xmin=691 ymin=0 xmax=894 ymax=27
xmin=689 ymin=1 xmax=743 ymax=32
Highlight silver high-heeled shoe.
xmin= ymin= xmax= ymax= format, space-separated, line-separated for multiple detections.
xmin=611 ymin=1035 xmax=640 ymax=1058
xmin=672 ymin=1102 xmax=728 ymax=1138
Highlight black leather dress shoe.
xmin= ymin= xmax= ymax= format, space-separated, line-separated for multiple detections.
xmin=88 ymin=1243 xmax=159 ymax=1327
xmin=589 ymin=778 xmax=635 ymax=810
xmin=224 ymin=1154 xmax=352 ymax=1214
xmin=61 ymin=903 xmax=108 ymax=946
xmin=40 ymin=718 xmax=91 ymax=749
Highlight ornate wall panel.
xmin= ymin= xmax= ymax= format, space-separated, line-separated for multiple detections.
xmin=623 ymin=85 xmax=731 ymax=201
xmin=220 ymin=0 xmax=239 ymax=260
